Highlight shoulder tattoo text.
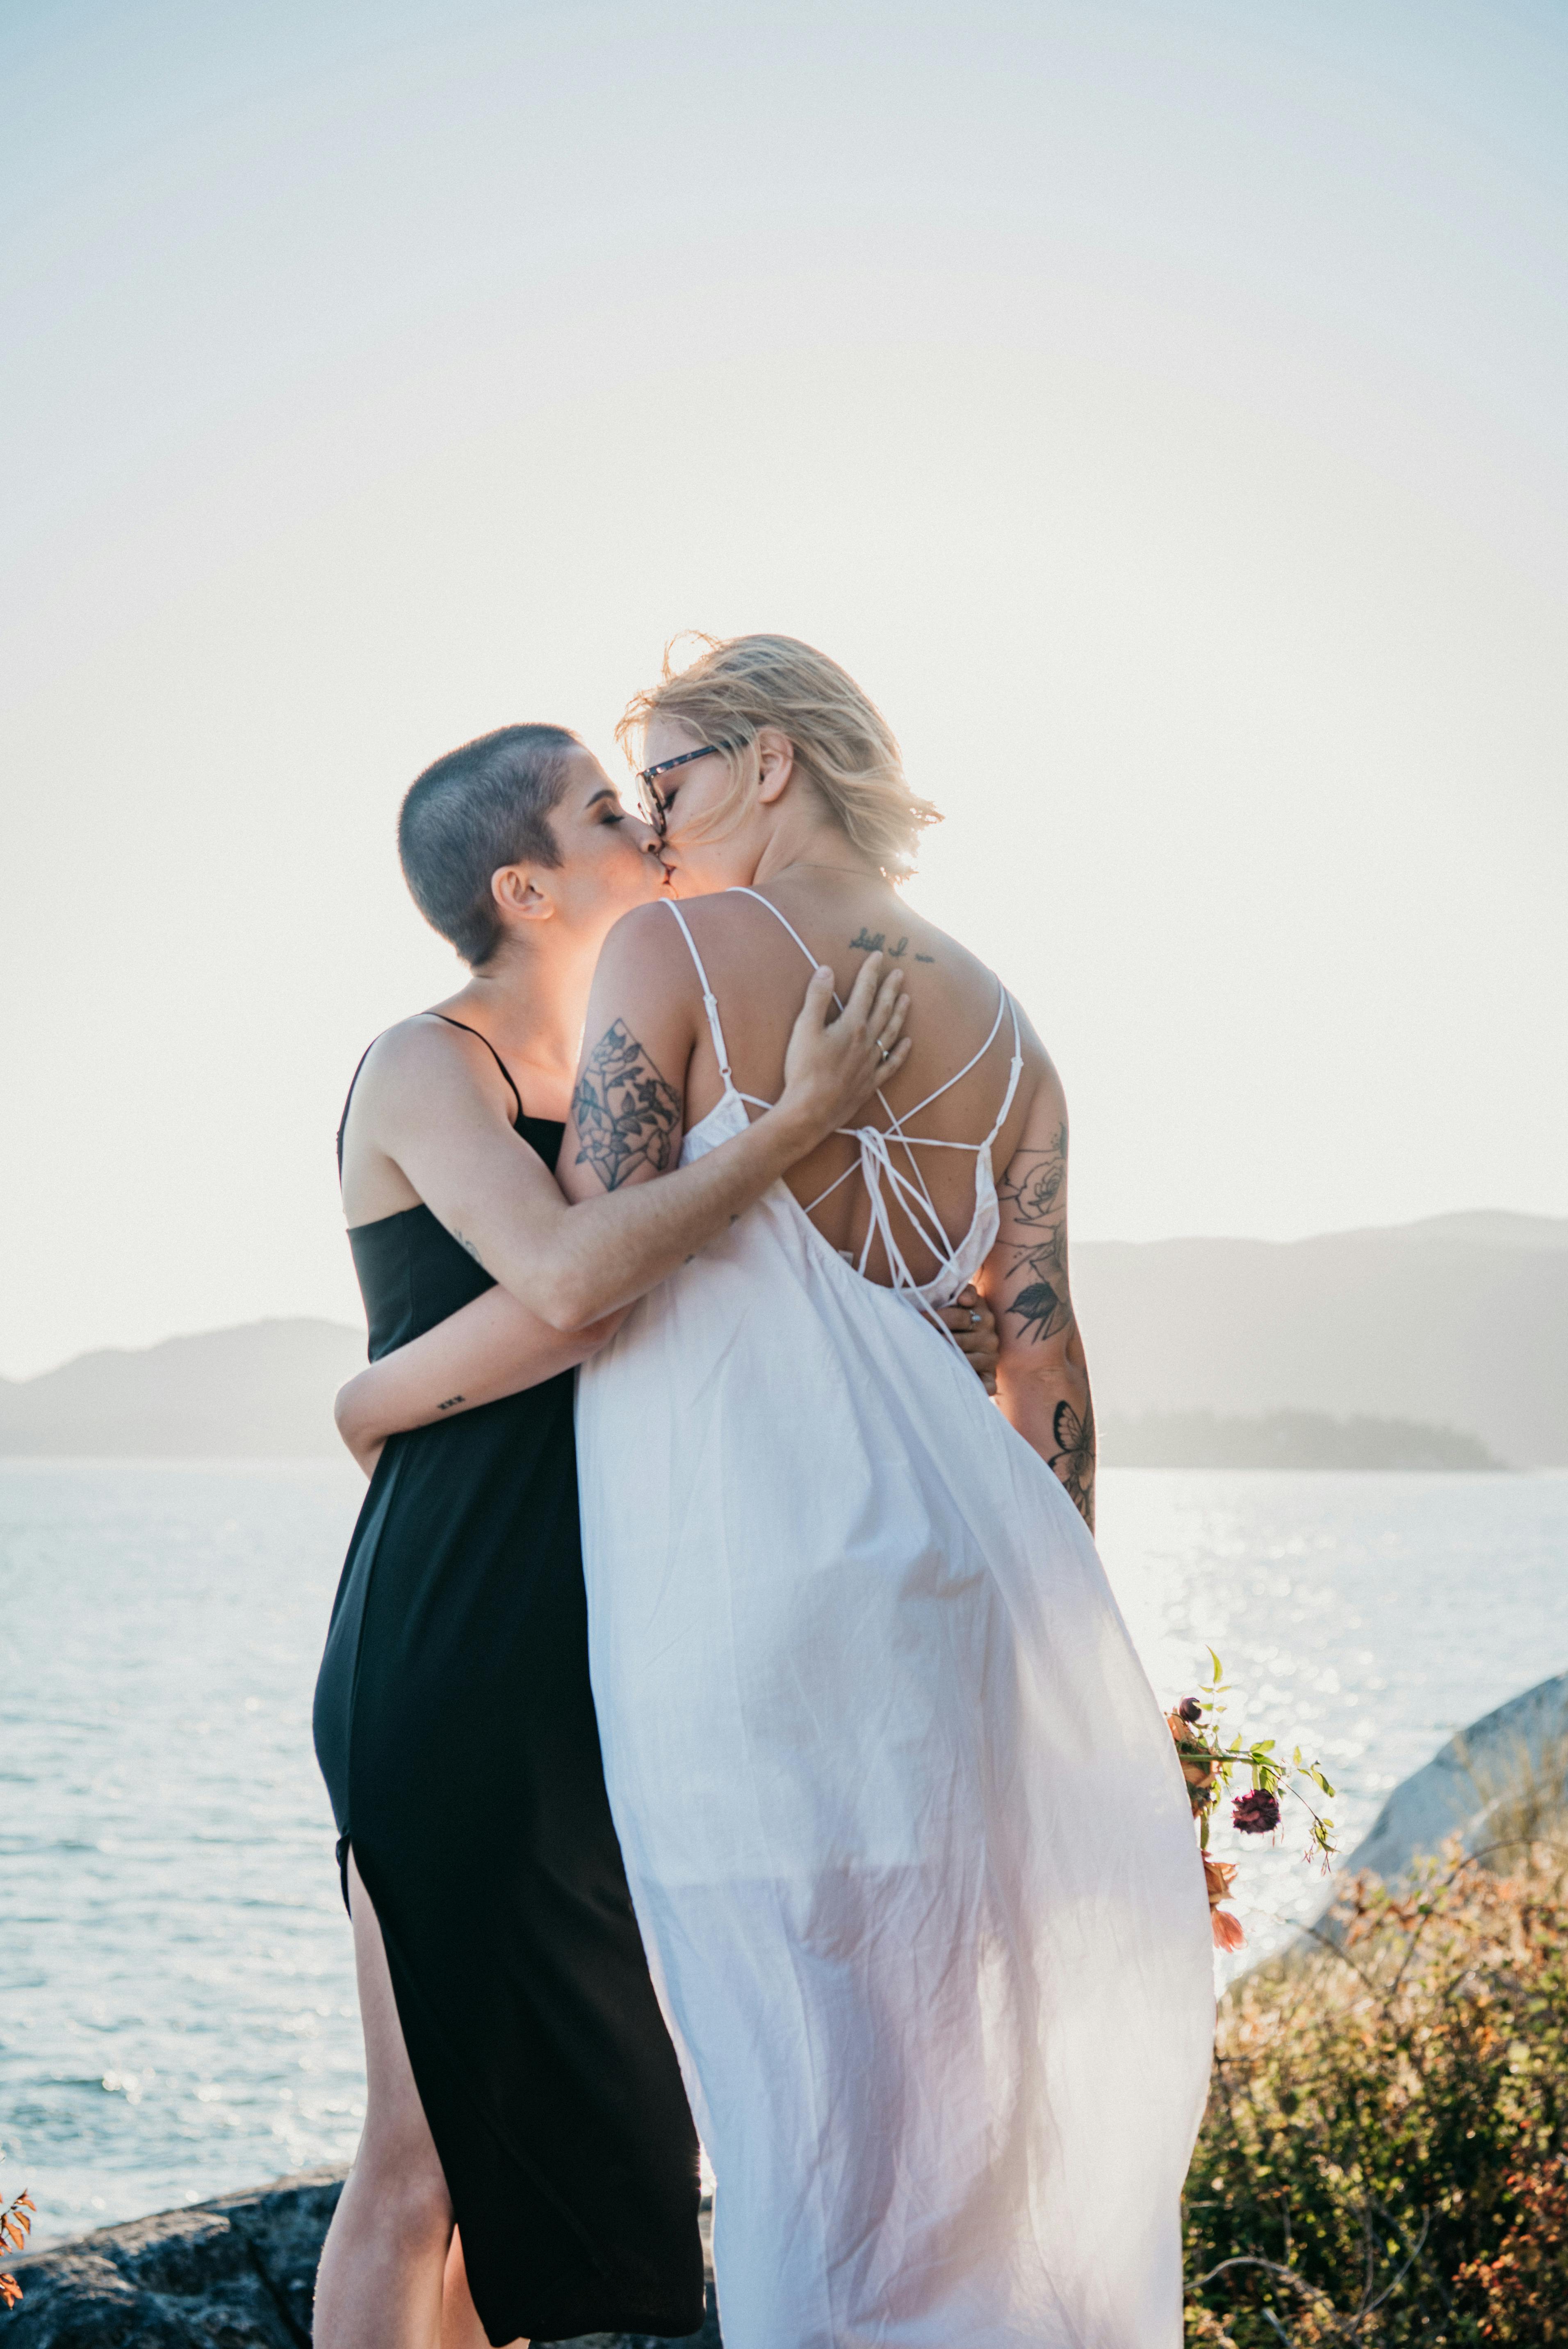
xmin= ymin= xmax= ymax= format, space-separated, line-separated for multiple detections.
xmin=848 ymin=926 xmax=937 ymax=965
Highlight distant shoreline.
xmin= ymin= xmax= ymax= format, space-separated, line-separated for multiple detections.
xmin=0 ymin=1448 xmax=1525 ymax=1477
xmin=4 ymin=1202 xmax=1566 ymax=1464
xmin=1099 ymin=1407 xmax=1504 ymax=1472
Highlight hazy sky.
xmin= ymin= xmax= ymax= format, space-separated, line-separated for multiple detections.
xmin=2 ymin=0 xmax=1565 ymax=1377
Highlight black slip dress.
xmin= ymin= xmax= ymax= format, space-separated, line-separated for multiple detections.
xmin=313 ymin=1018 xmax=704 ymax=2348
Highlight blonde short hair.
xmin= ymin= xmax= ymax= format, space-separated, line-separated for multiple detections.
xmin=617 ymin=633 xmax=941 ymax=881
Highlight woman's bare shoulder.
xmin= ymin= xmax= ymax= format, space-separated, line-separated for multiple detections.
xmin=647 ymin=889 xmax=829 ymax=985
xmin=598 ymin=896 xmax=704 ymax=968
xmin=351 ymin=1010 xmax=476 ymax=1095
xmin=344 ymin=1013 xmax=528 ymax=1162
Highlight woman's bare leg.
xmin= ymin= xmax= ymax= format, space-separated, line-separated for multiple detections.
xmin=313 ymin=1852 xmax=455 ymax=2349
xmin=440 ymin=2228 xmax=526 ymax=2349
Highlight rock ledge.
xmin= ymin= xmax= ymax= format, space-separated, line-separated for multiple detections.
xmin=4 ymin=2168 xmax=719 ymax=2347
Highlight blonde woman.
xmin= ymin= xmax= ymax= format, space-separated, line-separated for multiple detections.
xmin=355 ymin=639 xmax=1214 ymax=2349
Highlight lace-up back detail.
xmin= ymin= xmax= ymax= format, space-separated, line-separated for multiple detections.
xmin=665 ymin=891 xmax=1023 ymax=1313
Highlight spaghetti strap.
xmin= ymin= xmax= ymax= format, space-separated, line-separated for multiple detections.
xmin=337 ymin=1017 xmax=527 ymax=1187
xmin=431 ymin=1014 xmax=524 ymax=1125
xmin=896 ymin=985 xmax=1008 ymax=1124
xmin=728 ymin=886 xmax=823 ymax=977
xmin=335 ymin=1040 xmax=379 ymax=1178
xmin=985 ymin=997 xmax=1026 ymax=1147
xmin=664 ymin=901 xmax=736 ymax=1090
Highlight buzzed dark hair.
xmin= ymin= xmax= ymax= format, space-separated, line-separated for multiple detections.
xmin=397 ymin=724 xmax=582 ymax=966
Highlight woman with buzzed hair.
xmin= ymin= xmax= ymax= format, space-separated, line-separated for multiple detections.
xmin=353 ymin=638 xmax=1215 ymax=2349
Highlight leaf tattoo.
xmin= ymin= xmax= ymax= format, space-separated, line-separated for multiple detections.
xmin=999 ymin=1133 xmax=1074 ymax=1349
xmin=1008 ymin=1272 xmax=1073 ymax=1343
xmin=572 ymin=1020 xmax=681 ymax=1191
xmin=1048 ymin=1393 xmax=1096 ymax=1529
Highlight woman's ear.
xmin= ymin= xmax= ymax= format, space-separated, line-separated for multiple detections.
xmin=491 ymin=863 xmax=554 ymax=923
xmin=754 ymin=727 xmax=796 ymax=807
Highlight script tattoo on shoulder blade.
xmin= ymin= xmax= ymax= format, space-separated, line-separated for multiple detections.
xmin=572 ymin=1020 xmax=682 ymax=1191
xmin=851 ymin=927 xmax=937 ymax=965
xmin=848 ymin=927 xmax=914 ymax=958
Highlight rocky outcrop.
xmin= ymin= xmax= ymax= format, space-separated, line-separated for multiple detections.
xmin=3 ymin=2169 xmax=343 ymax=2347
xmin=3 ymin=2168 xmax=721 ymax=2347
xmin=1330 ymin=1668 xmax=1568 ymax=1894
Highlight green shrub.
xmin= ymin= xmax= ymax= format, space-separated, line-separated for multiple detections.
xmin=1185 ymin=1840 xmax=1568 ymax=2344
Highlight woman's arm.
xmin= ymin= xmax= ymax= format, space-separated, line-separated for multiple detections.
xmin=331 ymin=924 xmax=912 ymax=1469
xmin=336 ymin=1268 xmax=1000 ymax=1473
xmin=976 ymin=1057 xmax=1096 ymax=1530
xmin=370 ymin=920 xmax=909 ymax=1330
xmin=336 ymin=1255 xmax=999 ymax=1478
xmin=333 ymin=1287 xmax=625 ymax=1475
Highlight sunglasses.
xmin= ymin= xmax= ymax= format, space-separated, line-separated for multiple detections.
xmin=634 ymin=744 xmax=725 ymax=839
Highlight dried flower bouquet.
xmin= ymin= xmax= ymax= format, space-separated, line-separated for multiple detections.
xmin=1167 ymin=1651 xmax=1336 ymax=1950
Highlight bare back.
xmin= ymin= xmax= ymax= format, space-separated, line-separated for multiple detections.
xmin=672 ymin=874 xmax=1043 ymax=1291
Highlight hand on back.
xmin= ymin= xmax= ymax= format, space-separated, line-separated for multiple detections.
xmin=777 ymin=951 xmax=912 ymax=1146
xmin=935 ymin=1286 xmax=1000 ymax=1394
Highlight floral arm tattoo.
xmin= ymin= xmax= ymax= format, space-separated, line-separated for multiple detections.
xmin=997 ymin=1122 xmax=1096 ymax=1528
xmin=571 ymin=1020 xmax=682 ymax=1192
xmin=997 ymin=1122 xmax=1072 ymax=1342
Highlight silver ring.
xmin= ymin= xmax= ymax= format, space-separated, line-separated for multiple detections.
xmin=878 ymin=1044 xmax=892 ymax=1062
xmin=969 ymin=1309 xmax=982 ymax=1326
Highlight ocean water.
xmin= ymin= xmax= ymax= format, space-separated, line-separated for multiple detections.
xmin=1099 ymin=1469 xmax=1568 ymax=1974
xmin=2 ymin=1459 xmax=1566 ymax=2246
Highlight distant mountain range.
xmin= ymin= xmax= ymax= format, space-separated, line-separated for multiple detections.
xmin=1098 ymin=1409 xmax=1502 ymax=1472
xmin=0 ymin=1319 xmax=365 ymax=1458
xmin=2 ymin=1210 xmax=1564 ymax=1465
xmin=1073 ymin=1210 xmax=1568 ymax=1468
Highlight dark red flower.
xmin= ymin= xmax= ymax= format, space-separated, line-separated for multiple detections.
xmin=1176 ymin=1696 xmax=1202 ymax=1724
xmin=1232 ymin=1788 xmax=1281 ymax=1836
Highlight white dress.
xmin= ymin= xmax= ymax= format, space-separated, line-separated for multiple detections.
xmin=576 ymin=894 xmax=1214 ymax=2349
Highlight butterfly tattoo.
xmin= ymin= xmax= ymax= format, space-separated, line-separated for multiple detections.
xmin=1048 ymin=1395 xmax=1096 ymax=1530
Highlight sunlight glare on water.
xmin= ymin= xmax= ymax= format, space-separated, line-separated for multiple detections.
xmin=1098 ymin=1469 xmax=1568 ymax=1978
